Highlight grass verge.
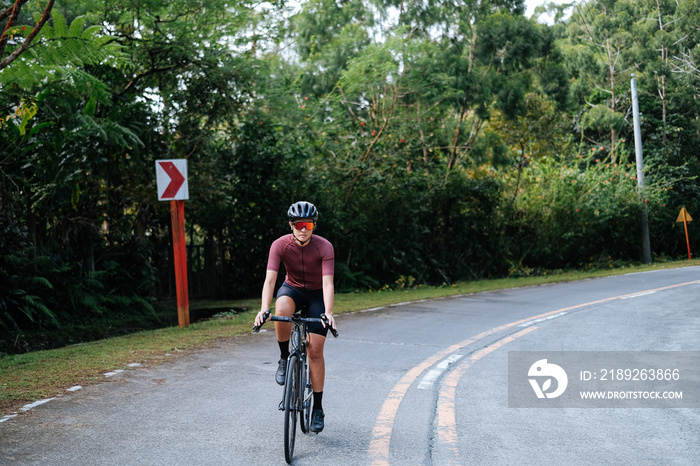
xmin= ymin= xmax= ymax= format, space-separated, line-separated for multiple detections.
xmin=1 ymin=260 xmax=697 ymax=416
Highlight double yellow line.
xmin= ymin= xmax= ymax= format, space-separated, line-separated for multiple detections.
xmin=368 ymin=279 xmax=700 ymax=465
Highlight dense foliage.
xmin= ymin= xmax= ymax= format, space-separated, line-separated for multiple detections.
xmin=1 ymin=0 xmax=698 ymax=353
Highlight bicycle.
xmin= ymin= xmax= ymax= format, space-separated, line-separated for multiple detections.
xmin=253 ymin=308 xmax=338 ymax=464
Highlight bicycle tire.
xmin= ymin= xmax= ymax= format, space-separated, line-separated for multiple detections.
xmin=300 ymin=358 xmax=312 ymax=434
xmin=284 ymin=355 xmax=299 ymax=464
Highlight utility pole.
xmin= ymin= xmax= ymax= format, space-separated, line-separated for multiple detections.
xmin=631 ymin=74 xmax=652 ymax=263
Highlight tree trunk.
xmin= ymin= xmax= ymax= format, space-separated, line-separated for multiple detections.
xmin=446 ymin=106 xmax=466 ymax=174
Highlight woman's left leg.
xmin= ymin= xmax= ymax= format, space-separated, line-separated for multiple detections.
xmin=307 ymin=333 xmax=326 ymax=392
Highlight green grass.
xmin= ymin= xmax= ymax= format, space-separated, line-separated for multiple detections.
xmin=1 ymin=259 xmax=697 ymax=416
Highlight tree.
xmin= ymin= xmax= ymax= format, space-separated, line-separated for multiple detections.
xmin=564 ymin=0 xmax=639 ymax=162
xmin=0 ymin=0 xmax=56 ymax=70
xmin=667 ymin=0 xmax=700 ymax=89
xmin=390 ymin=1 xmax=548 ymax=176
xmin=1 ymin=1 xmax=288 ymax=349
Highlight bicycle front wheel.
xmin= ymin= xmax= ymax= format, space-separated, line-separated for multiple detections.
xmin=284 ymin=355 xmax=299 ymax=464
xmin=300 ymin=358 xmax=312 ymax=434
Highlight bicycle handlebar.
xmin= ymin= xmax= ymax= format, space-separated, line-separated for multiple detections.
xmin=252 ymin=309 xmax=338 ymax=338
xmin=251 ymin=309 xmax=271 ymax=332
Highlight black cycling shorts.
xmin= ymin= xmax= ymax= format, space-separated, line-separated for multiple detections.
xmin=276 ymin=282 xmax=328 ymax=337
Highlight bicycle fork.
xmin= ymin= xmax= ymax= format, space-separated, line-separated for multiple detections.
xmin=280 ymin=328 xmax=309 ymax=412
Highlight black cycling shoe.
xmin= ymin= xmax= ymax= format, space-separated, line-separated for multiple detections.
xmin=276 ymin=359 xmax=286 ymax=386
xmin=310 ymin=409 xmax=324 ymax=433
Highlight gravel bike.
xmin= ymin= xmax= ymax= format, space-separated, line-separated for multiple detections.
xmin=253 ymin=308 xmax=338 ymax=464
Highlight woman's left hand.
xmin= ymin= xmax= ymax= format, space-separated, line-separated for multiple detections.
xmin=323 ymin=313 xmax=336 ymax=330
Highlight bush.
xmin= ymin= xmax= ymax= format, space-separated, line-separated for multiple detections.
xmin=505 ymin=152 xmax=659 ymax=269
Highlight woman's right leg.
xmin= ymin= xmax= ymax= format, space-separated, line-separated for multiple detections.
xmin=274 ymin=295 xmax=295 ymax=342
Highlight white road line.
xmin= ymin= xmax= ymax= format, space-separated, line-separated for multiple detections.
xmin=370 ymin=278 xmax=700 ymax=466
xmin=434 ymin=327 xmax=539 ymax=464
xmin=620 ymin=291 xmax=657 ymax=299
xmin=20 ymin=398 xmax=55 ymax=412
xmin=518 ymin=311 xmax=568 ymax=327
xmin=417 ymin=354 xmax=463 ymax=390
xmin=359 ymin=299 xmax=430 ymax=313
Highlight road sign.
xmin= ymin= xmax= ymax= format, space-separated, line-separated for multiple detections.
xmin=156 ymin=159 xmax=189 ymax=201
xmin=155 ymin=159 xmax=190 ymax=326
xmin=676 ymin=206 xmax=692 ymax=223
xmin=676 ymin=207 xmax=692 ymax=260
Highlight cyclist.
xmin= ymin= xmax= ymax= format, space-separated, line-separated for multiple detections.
xmin=255 ymin=201 xmax=336 ymax=433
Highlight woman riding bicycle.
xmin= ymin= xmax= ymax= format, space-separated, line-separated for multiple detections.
xmin=255 ymin=201 xmax=336 ymax=433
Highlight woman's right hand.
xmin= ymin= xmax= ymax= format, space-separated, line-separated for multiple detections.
xmin=254 ymin=309 xmax=270 ymax=328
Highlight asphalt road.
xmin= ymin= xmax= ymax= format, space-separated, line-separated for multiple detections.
xmin=1 ymin=267 xmax=699 ymax=465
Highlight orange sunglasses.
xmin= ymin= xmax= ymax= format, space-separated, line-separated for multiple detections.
xmin=292 ymin=221 xmax=315 ymax=231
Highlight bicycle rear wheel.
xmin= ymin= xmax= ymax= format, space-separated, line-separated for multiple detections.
xmin=284 ymin=355 xmax=299 ymax=464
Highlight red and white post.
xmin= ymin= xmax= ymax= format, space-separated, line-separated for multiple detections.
xmin=156 ymin=159 xmax=190 ymax=327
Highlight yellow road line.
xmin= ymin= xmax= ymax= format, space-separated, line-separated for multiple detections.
xmin=368 ymin=279 xmax=700 ymax=465
xmin=435 ymin=326 xmax=539 ymax=464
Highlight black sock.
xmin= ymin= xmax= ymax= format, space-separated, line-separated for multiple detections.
xmin=278 ymin=340 xmax=289 ymax=360
xmin=313 ymin=391 xmax=323 ymax=411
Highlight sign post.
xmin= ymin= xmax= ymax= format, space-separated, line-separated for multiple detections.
xmin=156 ymin=159 xmax=190 ymax=327
xmin=676 ymin=206 xmax=693 ymax=261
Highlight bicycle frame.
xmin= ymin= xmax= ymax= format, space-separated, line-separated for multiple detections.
xmin=287 ymin=315 xmax=312 ymax=431
xmin=252 ymin=309 xmax=337 ymax=463
xmin=273 ymin=313 xmax=316 ymax=426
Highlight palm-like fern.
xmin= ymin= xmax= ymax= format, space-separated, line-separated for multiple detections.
xmin=2 ymin=11 xmax=123 ymax=87
xmin=0 ymin=222 xmax=57 ymax=340
xmin=1 ymin=10 xmax=124 ymax=131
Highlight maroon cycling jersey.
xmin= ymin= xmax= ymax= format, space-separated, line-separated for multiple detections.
xmin=266 ymin=234 xmax=334 ymax=290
